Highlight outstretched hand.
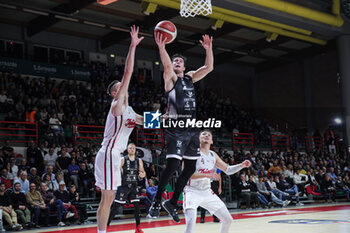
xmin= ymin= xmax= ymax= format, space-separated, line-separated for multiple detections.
xmin=154 ymin=32 xmax=167 ymax=49
xmin=130 ymin=25 xmax=144 ymax=46
xmin=200 ymin=34 xmax=213 ymax=51
xmin=240 ymin=160 xmax=251 ymax=168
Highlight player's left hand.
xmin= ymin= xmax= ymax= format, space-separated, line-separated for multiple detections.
xmin=218 ymin=187 xmax=222 ymax=195
xmin=241 ymin=160 xmax=251 ymax=168
xmin=139 ymin=171 xmax=146 ymax=178
xmin=130 ymin=25 xmax=144 ymax=46
xmin=200 ymin=34 xmax=213 ymax=51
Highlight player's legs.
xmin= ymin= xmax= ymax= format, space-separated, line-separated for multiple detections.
xmin=149 ymin=158 xmax=180 ymax=218
xmin=154 ymin=158 xmax=181 ymax=201
xmin=97 ymin=190 xmax=115 ymax=232
xmin=184 ymin=208 xmax=197 ymax=233
xmin=169 ymin=158 xmax=197 ymax=205
xmin=170 ymin=130 xmax=199 ymax=205
xmin=212 ymin=207 xmax=234 ymax=233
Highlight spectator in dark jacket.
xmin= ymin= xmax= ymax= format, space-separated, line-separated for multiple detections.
xmin=10 ymin=182 xmax=33 ymax=228
xmin=0 ymin=183 xmax=23 ymax=230
xmin=28 ymin=167 xmax=41 ymax=187
xmin=237 ymin=174 xmax=258 ymax=209
xmin=78 ymin=163 xmax=93 ymax=197
xmin=53 ymin=181 xmax=79 ymax=224
xmin=40 ymin=182 xmax=69 ymax=227
xmin=68 ymin=184 xmax=90 ymax=224
xmin=320 ymin=173 xmax=336 ymax=202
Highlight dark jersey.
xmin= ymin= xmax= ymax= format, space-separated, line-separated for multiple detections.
xmin=167 ymin=75 xmax=196 ymax=120
xmin=121 ymin=156 xmax=139 ymax=187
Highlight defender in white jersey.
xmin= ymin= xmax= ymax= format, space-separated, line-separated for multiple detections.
xmin=183 ymin=130 xmax=251 ymax=233
xmin=95 ymin=26 xmax=144 ymax=233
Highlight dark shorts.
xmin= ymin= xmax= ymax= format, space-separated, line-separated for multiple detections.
xmin=165 ymin=128 xmax=200 ymax=160
xmin=115 ymin=185 xmax=139 ymax=204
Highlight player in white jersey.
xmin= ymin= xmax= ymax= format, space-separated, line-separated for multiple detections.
xmin=183 ymin=130 xmax=251 ymax=233
xmin=95 ymin=25 xmax=144 ymax=233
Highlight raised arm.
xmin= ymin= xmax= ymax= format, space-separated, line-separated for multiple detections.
xmin=112 ymin=26 xmax=144 ymax=116
xmin=214 ymin=152 xmax=251 ymax=175
xmin=155 ymin=32 xmax=177 ymax=92
xmin=187 ymin=35 xmax=213 ymax=83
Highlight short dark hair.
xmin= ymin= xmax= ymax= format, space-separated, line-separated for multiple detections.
xmin=200 ymin=129 xmax=213 ymax=136
xmin=172 ymin=54 xmax=187 ymax=66
xmin=107 ymin=80 xmax=120 ymax=96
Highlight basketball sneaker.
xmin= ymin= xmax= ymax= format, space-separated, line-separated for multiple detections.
xmin=135 ymin=226 xmax=144 ymax=233
xmin=148 ymin=200 xmax=161 ymax=218
xmin=162 ymin=200 xmax=180 ymax=223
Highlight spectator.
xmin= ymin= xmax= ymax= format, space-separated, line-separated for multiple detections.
xmin=284 ymin=164 xmax=294 ymax=181
xmin=0 ymin=183 xmax=23 ymax=231
xmin=320 ymin=173 xmax=336 ymax=203
xmin=78 ymin=163 xmax=93 ymax=197
xmin=146 ymin=179 xmax=158 ymax=200
xmin=265 ymin=176 xmax=289 ymax=201
xmin=237 ymin=174 xmax=259 ymax=209
xmin=10 ymin=182 xmax=33 ymax=228
xmin=43 ymin=173 xmax=56 ymax=191
xmin=28 ymin=167 xmax=41 ymax=187
xmin=248 ymin=175 xmax=271 ymax=208
xmin=55 ymin=149 xmax=71 ymax=180
xmin=43 ymin=148 xmax=58 ymax=169
xmin=293 ymin=168 xmax=308 ymax=196
xmin=343 ymin=175 xmax=350 ymax=202
xmin=15 ymin=171 xmax=30 ymax=194
xmin=68 ymin=184 xmax=90 ymax=224
xmin=25 ymin=182 xmax=49 ymax=228
xmin=49 ymin=113 xmax=65 ymax=145
xmin=26 ymin=141 xmax=44 ymax=175
xmin=256 ymin=176 xmax=290 ymax=207
xmin=268 ymin=161 xmax=281 ymax=176
xmin=54 ymin=171 xmax=65 ymax=191
xmin=40 ymin=182 xmax=69 ymax=227
xmin=41 ymin=165 xmax=56 ymax=182
xmin=7 ymin=158 xmax=19 ymax=181
xmin=53 ymin=181 xmax=79 ymax=224
xmin=18 ymin=159 xmax=30 ymax=173
xmin=275 ymin=174 xmax=303 ymax=206
xmin=68 ymin=158 xmax=80 ymax=190
xmin=1 ymin=168 xmax=12 ymax=190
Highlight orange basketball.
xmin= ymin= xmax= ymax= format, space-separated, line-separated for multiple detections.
xmin=154 ymin=20 xmax=177 ymax=44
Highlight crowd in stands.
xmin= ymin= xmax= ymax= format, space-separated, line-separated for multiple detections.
xmin=0 ymin=63 xmax=350 ymax=231
xmin=218 ymin=149 xmax=350 ymax=208
xmin=0 ymin=62 xmax=272 ymax=146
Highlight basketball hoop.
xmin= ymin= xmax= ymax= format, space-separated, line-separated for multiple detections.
xmin=180 ymin=0 xmax=212 ymax=18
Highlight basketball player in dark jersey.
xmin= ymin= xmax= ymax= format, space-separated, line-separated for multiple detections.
xmin=107 ymin=143 xmax=146 ymax=233
xmin=148 ymin=33 xmax=213 ymax=222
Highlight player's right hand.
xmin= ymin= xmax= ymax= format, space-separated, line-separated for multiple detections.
xmin=154 ymin=32 xmax=167 ymax=48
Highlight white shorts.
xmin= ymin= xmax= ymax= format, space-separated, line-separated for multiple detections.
xmin=95 ymin=146 xmax=122 ymax=190
xmin=183 ymin=186 xmax=225 ymax=214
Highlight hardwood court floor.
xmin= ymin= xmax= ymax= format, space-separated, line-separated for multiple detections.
xmin=22 ymin=203 xmax=350 ymax=233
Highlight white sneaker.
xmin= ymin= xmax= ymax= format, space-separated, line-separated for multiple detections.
xmin=58 ymin=221 xmax=66 ymax=227
xmin=296 ymin=202 xmax=304 ymax=206
xmin=283 ymin=200 xmax=291 ymax=207
xmin=66 ymin=211 xmax=75 ymax=219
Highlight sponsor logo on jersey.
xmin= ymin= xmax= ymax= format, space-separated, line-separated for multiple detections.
xmin=125 ymin=119 xmax=136 ymax=128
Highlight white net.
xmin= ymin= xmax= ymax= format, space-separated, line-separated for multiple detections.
xmin=180 ymin=0 xmax=212 ymax=18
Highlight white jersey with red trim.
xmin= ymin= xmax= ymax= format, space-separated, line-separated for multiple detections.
xmin=101 ymin=104 xmax=136 ymax=152
xmin=187 ymin=150 xmax=216 ymax=190
xmin=95 ymin=104 xmax=136 ymax=190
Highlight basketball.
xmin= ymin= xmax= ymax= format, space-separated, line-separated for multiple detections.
xmin=154 ymin=20 xmax=177 ymax=44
